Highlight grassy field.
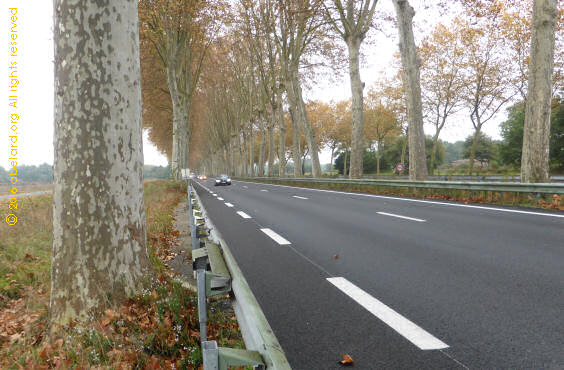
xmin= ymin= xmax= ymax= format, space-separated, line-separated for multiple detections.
xmin=0 ymin=180 xmax=244 ymax=369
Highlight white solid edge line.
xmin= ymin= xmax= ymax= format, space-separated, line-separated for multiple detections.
xmin=327 ymin=277 xmax=449 ymax=351
xmin=260 ymin=228 xmax=291 ymax=245
xmin=237 ymin=211 xmax=252 ymax=219
xmin=218 ymin=197 xmax=224 ymax=201
xmin=292 ymin=195 xmax=309 ymax=200
xmin=225 ymin=202 xmax=234 ymax=207
xmin=378 ymin=212 xmax=426 ymax=222
xmin=235 ymin=181 xmax=564 ymax=219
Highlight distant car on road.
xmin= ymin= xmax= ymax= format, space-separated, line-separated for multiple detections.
xmin=198 ymin=175 xmax=207 ymax=180
xmin=215 ymin=174 xmax=231 ymax=186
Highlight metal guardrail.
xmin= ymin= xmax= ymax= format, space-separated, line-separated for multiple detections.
xmin=238 ymin=177 xmax=564 ymax=195
xmin=188 ymin=180 xmax=291 ymax=370
xmin=362 ymin=174 xmax=564 ymax=183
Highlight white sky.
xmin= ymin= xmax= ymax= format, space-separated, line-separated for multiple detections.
xmin=1 ymin=1 xmax=507 ymax=169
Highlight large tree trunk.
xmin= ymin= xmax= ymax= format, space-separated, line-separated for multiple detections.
xmin=249 ymin=124 xmax=255 ymax=177
xmin=288 ymin=66 xmax=321 ymax=177
xmin=344 ymin=150 xmax=348 ymax=177
xmin=376 ymin=140 xmax=382 ymax=175
xmin=393 ymin=0 xmax=427 ymax=181
xmin=430 ymin=131 xmax=440 ymax=175
xmin=241 ymin=132 xmax=248 ymax=177
xmin=288 ymin=100 xmax=303 ymax=177
xmin=170 ymin=102 xmax=189 ymax=180
xmin=267 ymin=118 xmax=275 ymax=177
xmin=165 ymin=41 xmax=191 ymax=181
xmin=258 ymin=124 xmax=267 ymax=176
xmin=230 ymin=139 xmax=236 ymax=176
xmin=468 ymin=126 xmax=481 ymax=176
xmin=400 ymin=130 xmax=408 ymax=166
xmin=521 ymin=0 xmax=557 ymax=183
xmin=330 ymin=146 xmax=335 ymax=173
xmin=347 ymin=37 xmax=365 ymax=179
xmin=51 ymin=0 xmax=150 ymax=328
xmin=278 ymin=93 xmax=287 ymax=178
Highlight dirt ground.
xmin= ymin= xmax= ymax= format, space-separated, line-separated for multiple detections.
xmin=166 ymin=199 xmax=198 ymax=289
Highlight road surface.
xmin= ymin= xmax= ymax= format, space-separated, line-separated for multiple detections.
xmin=193 ymin=179 xmax=564 ymax=369
xmin=0 ymin=190 xmax=52 ymax=200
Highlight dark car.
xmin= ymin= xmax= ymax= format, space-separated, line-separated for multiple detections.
xmin=215 ymin=174 xmax=231 ymax=186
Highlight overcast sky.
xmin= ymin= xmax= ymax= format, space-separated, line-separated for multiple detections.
xmin=1 ymin=1 xmax=506 ymax=170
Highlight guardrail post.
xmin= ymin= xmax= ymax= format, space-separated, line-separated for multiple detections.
xmin=202 ymin=340 xmax=219 ymax=369
xmin=197 ymin=268 xmax=207 ymax=343
xmin=190 ymin=184 xmax=200 ymax=250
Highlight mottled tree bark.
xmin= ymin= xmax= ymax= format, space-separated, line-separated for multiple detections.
xmin=400 ymin=130 xmax=408 ymax=166
xmin=344 ymin=150 xmax=348 ymax=177
xmin=248 ymin=124 xmax=255 ymax=177
xmin=258 ymin=122 xmax=266 ymax=176
xmin=51 ymin=0 xmax=150 ymax=328
xmin=230 ymin=139 xmax=236 ymax=176
xmin=521 ymin=0 xmax=557 ymax=183
xmin=241 ymin=133 xmax=248 ymax=176
xmin=170 ymin=98 xmax=190 ymax=180
xmin=277 ymin=93 xmax=287 ymax=177
xmin=468 ymin=121 xmax=482 ymax=176
xmin=288 ymin=100 xmax=303 ymax=177
xmin=328 ymin=0 xmax=378 ymax=178
xmin=287 ymin=65 xmax=320 ymax=177
xmin=267 ymin=120 xmax=275 ymax=177
xmin=392 ymin=0 xmax=427 ymax=180
xmin=348 ymin=37 xmax=365 ymax=178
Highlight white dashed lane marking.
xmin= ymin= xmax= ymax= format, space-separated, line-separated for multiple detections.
xmin=260 ymin=228 xmax=291 ymax=245
xmin=377 ymin=212 xmax=426 ymax=222
xmin=225 ymin=202 xmax=234 ymax=208
xmin=237 ymin=211 xmax=252 ymax=219
xmin=327 ymin=277 xmax=449 ymax=351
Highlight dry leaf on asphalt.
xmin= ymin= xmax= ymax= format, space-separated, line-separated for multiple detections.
xmin=333 ymin=254 xmax=339 ymax=259
xmin=339 ymin=354 xmax=354 ymax=366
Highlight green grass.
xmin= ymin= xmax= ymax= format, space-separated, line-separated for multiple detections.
xmin=0 ymin=195 xmax=52 ymax=306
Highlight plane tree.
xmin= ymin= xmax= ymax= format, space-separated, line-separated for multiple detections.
xmin=138 ymin=0 xmax=223 ymax=179
xmin=391 ymin=0 xmax=428 ymax=180
xmin=521 ymin=0 xmax=559 ymax=182
xmin=324 ymin=0 xmax=379 ymax=178
xmin=51 ymin=0 xmax=150 ymax=328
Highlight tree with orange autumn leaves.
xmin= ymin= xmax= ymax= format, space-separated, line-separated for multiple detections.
xmin=139 ymin=0 xmax=563 ymax=180
xmin=138 ymin=0 xmax=225 ymax=179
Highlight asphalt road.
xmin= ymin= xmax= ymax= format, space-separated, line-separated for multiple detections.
xmin=193 ymin=179 xmax=564 ymax=369
xmin=0 ymin=190 xmax=52 ymax=200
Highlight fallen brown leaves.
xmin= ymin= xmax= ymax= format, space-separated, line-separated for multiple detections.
xmin=0 ymin=181 xmax=244 ymax=369
xmin=0 ymin=289 xmax=43 ymax=347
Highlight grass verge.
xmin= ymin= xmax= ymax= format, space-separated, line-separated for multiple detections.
xmin=0 ymin=180 xmax=244 ymax=369
xmin=244 ymin=178 xmax=564 ymax=211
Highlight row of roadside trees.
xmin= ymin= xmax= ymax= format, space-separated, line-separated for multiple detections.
xmin=139 ymin=0 xmax=562 ymax=183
